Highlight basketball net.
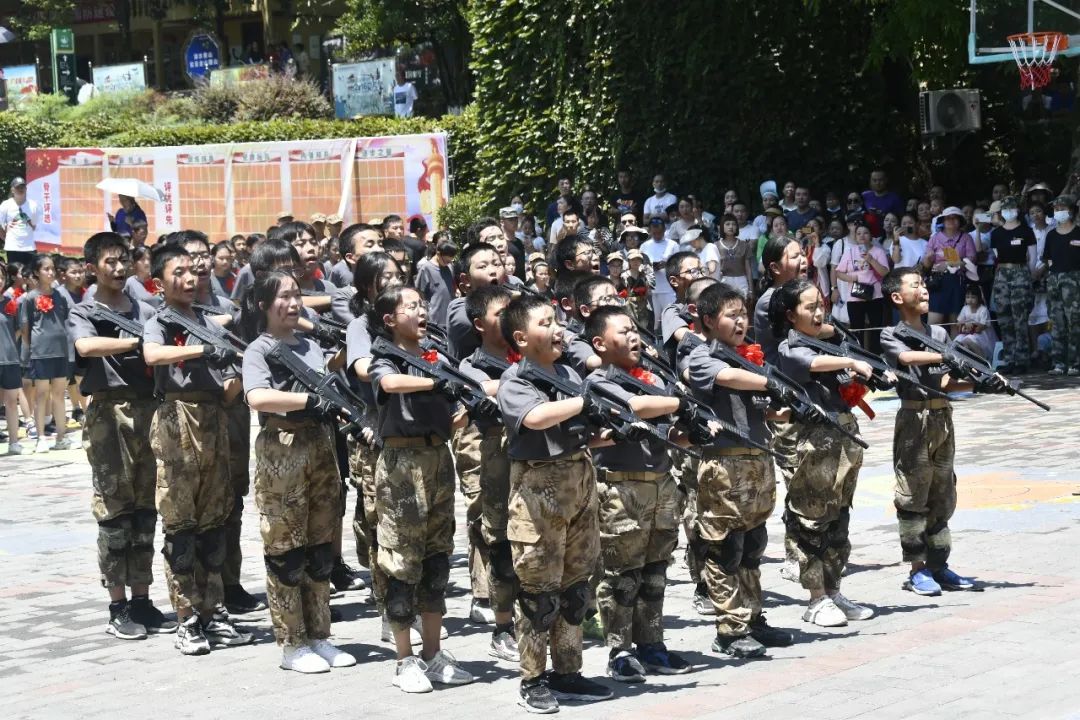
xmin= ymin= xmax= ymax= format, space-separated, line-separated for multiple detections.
xmin=1007 ymin=31 xmax=1068 ymax=90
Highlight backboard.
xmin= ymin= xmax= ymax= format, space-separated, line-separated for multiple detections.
xmin=969 ymin=0 xmax=1080 ymax=64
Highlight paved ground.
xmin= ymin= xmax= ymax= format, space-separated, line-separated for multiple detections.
xmin=2 ymin=375 xmax=1079 ymax=720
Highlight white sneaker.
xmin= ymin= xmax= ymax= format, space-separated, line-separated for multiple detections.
xmin=381 ymin=615 xmax=422 ymax=646
xmin=469 ymin=599 xmax=496 ymax=624
xmin=52 ymin=436 xmax=75 ymax=451
xmin=393 ymin=656 xmax=433 ymax=693
xmin=423 ymin=649 xmax=475 ymax=686
xmin=802 ymin=596 xmax=848 ymax=627
xmin=416 ymin=616 xmax=448 ymax=640
xmin=779 ymin=560 xmax=800 ymax=583
xmin=34 ymin=439 xmax=51 ymax=453
xmin=830 ymin=592 xmax=875 ymax=621
xmin=281 ymin=643 xmax=331 ymax=673
xmin=309 ymin=638 xmax=356 ymax=668
xmin=6 ymin=441 xmax=25 ymax=455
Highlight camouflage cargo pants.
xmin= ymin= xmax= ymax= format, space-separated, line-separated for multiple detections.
xmin=993 ymin=265 xmax=1034 ymax=367
xmin=151 ymin=396 xmax=233 ymax=616
xmin=222 ymin=399 xmax=252 ymax=587
xmin=508 ymin=455 xmax=599 ymax=681
xmin=783 ymin=415 xmax=863 ymax=593
xmin=697 ymin=452 xmax=776 ymax=636
xmin=595 ymin=471 xmax=680 ymax=650
xmin=1047 ymin=271 xmax=1080 ymax=369
xmin=86 ymin=393 xmax=158 ymax=589
xmin=347 ymin=429 xmax=385 ymax=605
xmin=253 ymin=418 xmax=341 ymax=646
xmin=893 ymin=406 xmax=956 ymax=570
xmin=452 ymin=423 xmax=490 ymax=602
xmin=375 ymin=443 xmax=456 ymax=631
xmin=479 ymin=429 xmax=516 ymax=614
xmin=678 ymin=454 xmax=704 ymax=586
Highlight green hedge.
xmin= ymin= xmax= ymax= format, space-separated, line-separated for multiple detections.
xmin=0 ymin=105 xmax=479 ymax=194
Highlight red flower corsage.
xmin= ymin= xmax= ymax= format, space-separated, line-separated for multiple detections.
xmin=173 ymin=332 xmax=187 ymax=368
xmin=314 ymin=268 xmax=324 ymax=280
xmin=736 ymin=343 xmax=765 ymax=366
xmin=35 ymin=295 xmax=55 ymax=313
xmin=687 ymin=321 xmax=695 ymax=332
xmin=618 ymin=289 xmax=629 ymax=299
xmin=629 ymin=366 xmax=657 ymax=386
xmin=3 ymin=298 xmax=16 ymax=316
xmin=632 ymin=286 xmax=648 ymax=297
xmin=839 ymin=381 xmax=875 ymax=419
xmin=143 ymin=278 xmax=158 ymax=295
xmin=421 ymin=349 xmax=439 ymax=364
xmin=506 ymin=349 xmax=523 ymax=363
xmin=12 ymin=287 xmax=24 ymax=300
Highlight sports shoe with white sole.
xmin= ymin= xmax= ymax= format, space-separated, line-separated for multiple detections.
xmin=174 ymin=615 xmax=211 ymax=655
xmin=203 ymin=616 xmax=255 ymax=647
xmin=830 ymin=592 xmax=875 ymax=621
xmin=381 ymin=615 xmax=422 ymax=645
xmin=489 ymin=629 xmax=520 ymax=662
xmin=52 ymin=436 xmax=75 ymax=450
xmin=519 ymin=676 xmax=559 ymax=714
xmin=469 ymin=598 xmax=496 ymax=624
xmin=423 ymin=649 xmax=475 ymax=685
xmin=281 ymin=644 xmax=331 ymax=673
xmin=606 ymin=649 xmax=646 ymax=682
xmin=802 ymin=596 xmax=848 ymax=627
xmin=34 ymin=439 xmax=50 ymax=453
xmin=393 ymin=656 xmax=433 ymax=693
xmin=6 ymin=440 xmax=26 ymax=455
xmin=309 ymin=639 xmax=356 ymax=668
xmin=106 ymin=601 xmax=147 ymax=640
xmin=129 ymin=596 xmax=177 ymax=634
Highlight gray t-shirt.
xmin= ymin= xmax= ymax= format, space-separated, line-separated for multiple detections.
xmin=124 ymin=275 xmax=163 ymax=308
xmin=329 ymin=259 xmax=354 ymax=289
xmin=231 ymin=264 xmax=254 ymax=301
xmin=210 ymin=273 xmax=233 ymax=299
xmin=778 ymin=332 xmax=850 ymax=414
xmin=459 ymin=347 xmax=507 ymax=434
xmin=879 ymin=321 xmax=950 ymax=402
xmin=447 ymin=296 xmax=477 ymax=360
xmin=331 ymin=286 xmax=358 ymax=325
xmin=587 ymin=367 xmax=672 ymax=473
xmin=67 ymin=292 xmax=156 ymax=394
xmin=241 ymin=332 xmax=330 ymax=420
xmin=17 ymin=289 xmax=71 ymax=360
xmin=561 ymin=329 xmax=597 ymax=378
xmin=416 ymin=261 xmax=455 ymax=329
xmin=497 ymin=361 xmax=589 ymax=461
xmin=685 ymin=341 xmax=770 ymax=449
xmin=754 ymin=287 xmax=778 ymax=365
xmin=345 ymin=314 xmax=377 ymax=408
xmin=369 ymin=350 xmax=456 ymax=440
xmin=142 ymin=306 xmax=230 ymax=395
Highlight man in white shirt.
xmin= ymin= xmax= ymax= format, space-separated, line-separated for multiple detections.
xmin=643 ymin=173 xmax=677 ymax=221
xmin=733 ymin=202 xmax=759 ymax=241
xmin=392 ymin=67 xmax=418 ymax=118
xmin=640 ymin=216 xmax=679 ymax=331
xmin=0 ymin=177 xmax=41 ymax=264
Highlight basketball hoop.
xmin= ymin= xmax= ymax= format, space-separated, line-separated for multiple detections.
xmin=1007 ymin=31 xmax=1068 ymax=90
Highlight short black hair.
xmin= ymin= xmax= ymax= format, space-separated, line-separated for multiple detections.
xmin=555 ymin=233 xmax=590 ymax=271
xmin=686 ymin=276 xmax=718 ymax=305
xmin=458 ymin=242 xmax=499 ymax=276
xmin=572 ymin=275 xmax=616 ymax=317
xmin=554 ymin=268 xmax=591 ymax=307
xmin=249 ymin=238 xmax=301 ymax=276
xmin=381 ymin=237 xmax=406 ymax=256
xmin=767 ymin=278 xmax=817 ymax=338
xmin=150 ymin=243 xmax=190 ymax=280
xmin=84 ymin=232 xmax=129 ymax=265
xmin=382 ymin=214 xmax=404 ymax=229
xmin=695 ymin=282 xmax=747 ymax=325
xmin=466 ymin=218 xmax=499 ymax=246
xmin=177 ymin=229 xmax=210 ymax=252
xmin=665 ymin=250 xmax=697 ymax=281
xmin=339 ymin=223 xmax=380 ymax=258
xmin=465 ymin=283 xmax=512 ymax=325
xmin=500 ymin=294 xmax=550 ymax=350
xmin=881 ymin=266 xmax=921 ymax=307
xmin=279 ymin=221 xmax=316 ymax=245
xmin=583 ymin=305 xmax=632 ymax=346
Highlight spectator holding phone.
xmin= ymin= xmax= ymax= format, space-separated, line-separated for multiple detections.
xmin=0 ymin=177 xmax=41 ymax=266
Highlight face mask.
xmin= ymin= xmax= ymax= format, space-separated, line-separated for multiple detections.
xmin=532 ymin=237 xmax=545 ymax=251
xmin=980 ymin=230 xmax=992 ymax=243
xmin=511 ymin=203 xmax=524 ymax=214
xmin=1054 ymin=210 xmax=1071 ymax=223
xmin=826 ymin=205 xmax=840 ymax=213
xmin=1001 ymin=209 xmax=1019 ymax=222
xmin=653 ymin=186 xmax=666 ymax=195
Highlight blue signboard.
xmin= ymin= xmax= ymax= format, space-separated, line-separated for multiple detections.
xmin=184 ymin=33 xmax=221 ymax=81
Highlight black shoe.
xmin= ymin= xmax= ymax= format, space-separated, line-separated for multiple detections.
xmin=44 ymin=419 xmax=56 ymax=436
xmin=519 ymin=676 xmax=559 ymax=714
xmin=330 ymin=605 xmax=343 ymax=623
xmin=72 ymin=408 xmax=85 ymax=424
xmin=129 ymin=596 xmax=178 ymax=634
xmin=106 ymin=600 xmax=147 ymax=640
xmin=331 ymin=557 xmax=367 ymax=592
xmin=547 ymin=672 xmax=613 ymax=703
xmin=223 ymin=584 xmax=267 ymax=614
xmin=712 ymin=633 xmax=767 ymax=658
xmin=749 ymin=614 xmax=794 ymax=647
xmin=202 ymin=616 xmax=254 ymax=647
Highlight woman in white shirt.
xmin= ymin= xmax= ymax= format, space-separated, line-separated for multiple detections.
xmin=884 ymin=213 xmax=928 ymax=268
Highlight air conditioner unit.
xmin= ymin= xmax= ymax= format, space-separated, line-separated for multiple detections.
xmin=920 ymin=89 xmax=982 ymax=135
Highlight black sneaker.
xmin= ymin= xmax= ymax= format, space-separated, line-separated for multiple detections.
xmin=223 ymin=584 xmax=267 ymax=614
xmin=330 ymin=605 xmax=343 ymax=623
xmin=202 ymin=616 xmax=254 ymax=647
xmin=712 ymin=633 xmax=767 ymax=658
xmin=547 ymin=672 xmax=613 ymax=703
xmin=72 ymin=408 xmax=85 ymax=424
xmin=519 ymin=676 xmax=559 ymax=714
xmin=105 ymin=600 xmax=147 ymax=640
xmin=749 ymin=614 xmax=794 ymax=647
xmin=44 ymin=419 xmax=56 ymax=436
xmin=129 ymin=596 xmax=178 ymax=634
xmin=331 ymin=557 xmax=367 ymax=592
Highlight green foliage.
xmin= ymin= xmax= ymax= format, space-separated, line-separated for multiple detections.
xmin=436 ymin=189 xmax=490 ymax=239
xmin=16 ymin=93 xmax=73 ymax=124
xmin=6 ymin=0 xmax=74 ymax=41
xmin=191 ymin=83 xmax=239 ymax=124
xmin=0 ymin=112 xmax=62 ymax=182
xmin=192 ymin=76 xmax=333 ymax=123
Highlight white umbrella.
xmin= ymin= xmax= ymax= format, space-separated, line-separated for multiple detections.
xmin=0 ymin=27 xmax=16 ymax=44
xmin=96 ymin=177 xmax=166 ymax=202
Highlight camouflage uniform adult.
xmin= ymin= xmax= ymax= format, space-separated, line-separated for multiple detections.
xmin=992 ymin=266 xmax=1034 ymax=367
xmin=1046 ymin=270 xmax=1080 ymax=369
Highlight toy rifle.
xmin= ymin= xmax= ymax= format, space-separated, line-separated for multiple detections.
xmin=468 ymin=348 xmax=512 ymax=376
xmin=519 ymin=358 xmax=700 ymax=458
xmin=87 ymin=302 xmax=144 ymax=338
xmin=157 ymin=305 xmax=247 ymax=355
xmin=266 ymin=341 xmax=369 ymax=440
xmin=892 ymin=324 xmax=1050 ymax=411
xmin=603 ymin=365 xmax=782 ymax=460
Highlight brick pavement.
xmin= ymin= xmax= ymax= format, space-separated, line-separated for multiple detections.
xmin=1 ymin=376 xmax=1078 ymax=719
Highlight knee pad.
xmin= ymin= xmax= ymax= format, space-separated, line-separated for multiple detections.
xmin=610 ymin=568 xmax=642 ymax=607
xmin=305 ymin=543 xmax=335 ymax=582
xmin=705 ymin=531 xmax=745 ymax=575
xmin=741 ymin=524 xmax=768 ymax=570
xmin=828 ymin=509 xmax=851 ymax=550
xmin=489 ymin=541 xmax=516 ymax=583
xmin=264 ymin=547 xmax=306 ymax=586
xmin=196 ymin=526 xmax=227 ymax=572
xmin=639 ymin=560 xmax=667 ymax=602
xmin=467 ymin=516 xmax=486 ymax=551
xmin=518 ymin=590 xmax=560 ymax=631
xmin=226 ymin=495 xmax=244 ymax=525
xmin=99 ymin=515 xmax=132 ymax=555
xmin=385 ymin=576 xmax=416 ymax=623
xmin=162 ymin=529 xmax=197 ymax=575
xmin=783 ymin=510 xmax=826 ymax=558
xmin=560 ymin=581 xmax=590 ymax=626
xmin=419 ymin=553 xmax=450 ymax=600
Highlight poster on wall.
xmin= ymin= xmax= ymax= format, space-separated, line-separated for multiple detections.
xmin=24 ymin=133 xmax=449 ymax=253
xmin=1 ymin=65 xmax=39 ymax=109
xmin=210 ymin=64 xmax=270 ymax=88
xmin=92 ymin=62 xmax=146 ymax=94
xmin=331 ymin=58 xmax=396 ymax=118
